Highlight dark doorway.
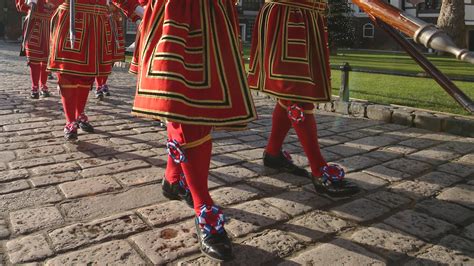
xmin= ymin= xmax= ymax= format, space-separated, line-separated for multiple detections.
xmin=469 ymin=30 xmax=474 ymax=51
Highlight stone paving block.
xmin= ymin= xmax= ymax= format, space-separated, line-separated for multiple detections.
xmin=10 ymin=206 xmax=64 ymax=234
xmin=437 ymin=160 xmax=474 ymax=178
xmin=437 ymin=185 xmax=474 ymax=209
xmin=281 ymin=211 xmax=352 ymax=242
xmin=0 ymin=169 xmax=29 ymax=182
xmin=0 ymin=151 xmax=15 ymax=163
xmin=53 ymin=151 xmax=92 ymax=163
xmin=345 ymin=172 xmax=389 ymax=191
xmin=463 ymin=223 xmax=474 ymax=240
xmin=407 ymin=147 xmax=460 ymax=165
xmin=385 ymin=210 xmax=456 ymax=241
xmin=9 ymin=157 xmax=56 ymax=169
xmin=413 ymin=112 xmax=443 ymax=132
xmin=130 ymin=220 xmax=198 ymax=265
xmin=262 ymin=189 xmax=331 ymax=217
xmin=318 ymin=135 xmax=351 ymax=147
xmin=0 ymin=179 xmax=30 ymax=194
xmin=0 ymin=142 xmax=28 ymax=151
xmin=210 ymin=153 xmax=244 ymax=168
xmin=233 ymin=229 xmax=304 ymax=265
xmin=334 ymin=155 xmax=380 ymax=172
xmin=59 ymin=176 xmax=121 ymax=199
xmin=16 ymin=145 xmax=65 ymax=160
xmin=436 ymin=140 xmax=474 ymax=155
xmin=416 ymin=199 xmax=473 ymax=225
xmin=45 ymin=240 xmax=145 ymax=265
xmin=226 ymin=200 xmax=290 ymax=238
xmin=213 ymin=144 xmax=248 ymax=155
xmin=3 ymin=121 xmax=48 ymax=132
xmin=364 ymin=148 xmax=403 ymax=162
xmin=331 ymin=198 xmax=390 ymax=223
xmin=349 ymin=223 xmax=426 ymax=261
xmin=345 ymin=136 xmax=399 ymax=151
xmin=234 ymin=148 xmax=266 ymax=161
xmin=6 ymin=234 xmax=54 ymax=264
xmin=0 ymin=219 xmax=10 ymax=239
xmin=389 ymin=181 xmax=441 ymax=200
xmin=137 ymin=201 xmax=193 ymax=227
xmin=32 ymin=162 xmax=80 ymax=176
xmin=280 ymin=238 xmax=386 ymax=265
xmin=49 ymin=213 xmax=148 ymax=252
xmin=210 ymin=165 xmax=258 ymax=184
xmin=398 ymin=137 xmax=440 ymax=150
xmin=324 ymin=144 xmax=366 ymax=157
xmin=210 ymin=184 xmax=261 ymax=206
xmin=113 ymin=167 xmax=163 ymax=186
xmin=114 ymin=149 xmax=158 ymax=161
xmin=246 ymin=175 xmax=298 ymax=195
xmin=0 ymin=187 xmax=63 ymax=213
xmin=443 ymin=116 xmax=474 ymax=137
xmin=382 ymin=158 xmax=432 ymax=176
xmin=384 ymin=144 xmax=419 ymax=155
xmin=406 ymin=235 xmax=474 ymax=265
xmin=416 ymin=171 xmax=462 ymax=188
xmin=80 ymin=159 xmax=150 ymax=178
xmin=30 ymin=172 xmax=79 ymax=187
xmin=366 ymin=191 xmax=412 ymax=209
xmin=60 ymin=184 xmax=166 ymax=221
xmin=76 ymin=156 xmax=119 ymax=169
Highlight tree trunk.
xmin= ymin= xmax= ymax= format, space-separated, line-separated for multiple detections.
xmin=437 ymin=0 xmax=466 ymax=48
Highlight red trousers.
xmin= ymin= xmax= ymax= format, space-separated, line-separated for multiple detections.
xmin=57 ymin=74 xmax=93 ymax=123
xmin=165 ymin=122 xmax=213 ymax=214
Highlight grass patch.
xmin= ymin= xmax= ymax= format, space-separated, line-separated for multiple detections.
xmin=331 ymin=70 xmax=474 ymax=115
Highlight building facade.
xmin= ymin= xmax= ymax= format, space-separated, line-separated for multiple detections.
xmin=350 ymin=0 xmax=474 ymax=51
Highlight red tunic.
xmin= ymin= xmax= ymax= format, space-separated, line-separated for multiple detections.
xmin=131 ymin=0 xmax=257 ymax=127
xmin=109 ymin=5 xmax=125 ymax=62
xmin=16 ymin=0 xmax=53 ymax=63
xmin=47 ymin=0 xmax=139 ymax=77
xmin=248 ymin=0 xmax=332 ymax=103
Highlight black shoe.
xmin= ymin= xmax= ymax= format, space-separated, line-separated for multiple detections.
xmin=64 ymin=123 xmax=78 ymax=141
xmin=311 ymin=164 xmax=360 ymax=197
xmin=95 ymin=89 xmax=104 ymax=100
xmin=40 ymin=90 xmax=50 ymax=97
xmin=78 ymin=121 xmax=94 ymax=133
xmin=263 ymin=150 xmax=309 ymax=177
xmin=102 ymin=85 xmax=111 ymax=96
xmin=161 ymin=178 xmax=193 ymax=207
xmin=30 ymin=91 xmax=39 ymax=99
xmin=195 ymin=217 xmax=233 ymax=262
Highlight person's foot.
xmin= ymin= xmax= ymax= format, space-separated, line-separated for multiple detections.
xmin=263 ymin=150 xmax=309 ymax=177
xmin=95 ymin=87 xmax=104 ymax=100
xmin=102 ymin=84 xmax=111 ymax=96
xmin=77 ymin=113 xmax=94 ymax=133
xmin=312 ymin=164 xmax=360 ymax=197
xmin=64 ymin=122 xmax=78 ymax=141
xmin=161 ymin=175 xmax=193 ymax=207
xmin=40 ymin=85 xmax=50 ymax=97
xmin=30 ymin=86 xmax=39 ymax=99
xmin=195 ymin=205 xmax=233 ymax=262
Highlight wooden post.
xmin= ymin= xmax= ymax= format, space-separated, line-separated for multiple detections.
xmin=339 ymin=62 xmax=351 ymax=102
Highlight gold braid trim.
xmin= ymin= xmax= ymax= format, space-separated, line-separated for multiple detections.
xmin=182 ymin=134 xmax=212 ymax=149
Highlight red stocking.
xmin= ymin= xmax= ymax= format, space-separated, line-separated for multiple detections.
xmin=39 ymin=63 xmax=48 ymax=87
xmin=28 ymin=62 xmax=40 ymax=89
xmin=167 ymin=123 xmax=213 ymax=214
xmin=75 ymin=88 xmax=90 ymax=118
xmin=291 ymin=103 xmax=327 ymax=177
xmin=59 ymin=87 xmax=77 ymax=123
xmin=265 ymin=102 xmax=292 ymax=156
xmin=165 ymin=156 xmax=183 ymax=183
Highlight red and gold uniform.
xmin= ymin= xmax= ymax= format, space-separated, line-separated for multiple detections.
xmin=16 ymin=0 xmax=54 ymax=96
xmin=46 ymin=0 xmax=141 ymax=140
xmin=131 ymin=0 xmax=256 ymax=260
xmin=128 ymin=0 xmax=147 ymax=75
xmin=249 ymin=0 xmax=359 ymax=197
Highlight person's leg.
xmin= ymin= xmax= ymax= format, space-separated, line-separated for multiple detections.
xmin=28 ymin=62 xmax=40 ymax=99
xmin=57 ymin=74 xmax=79 ymax=140
xmin=101 ymin=76 xmax=110 ymax=95
xmin=95 ymin=76 xmax=107 ymax=99
xmin=39 ymin=62 xmax=50 ymax=97
xmin=162 ymin=152 xmax=193 ymax=207
xmin=262 ymin=100 xmax=309 ymax=177
xmin=288 ymin=101 xmax=359 ymax=197
xmin=166 ymin=122 xmax=232 ymax=261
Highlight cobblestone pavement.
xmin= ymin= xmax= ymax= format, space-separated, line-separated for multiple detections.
xmin=0 ymin=41 xmax=473 ymax=265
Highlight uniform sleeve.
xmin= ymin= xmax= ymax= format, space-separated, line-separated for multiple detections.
xmin=15 ymin=0 xmax=29 ymax=13
xmin=112 ymin=0 xmax=140 ymax=19
xmin=45 ymin=0 xmax=63 ymax=8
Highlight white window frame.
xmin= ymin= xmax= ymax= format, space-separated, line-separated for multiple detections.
xmin=239 ymin=23 xmax=246 ymax=42
xmin=363 ymin=23 xmax=375 ymax=38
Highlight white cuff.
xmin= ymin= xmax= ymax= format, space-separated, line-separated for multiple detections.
xmin=27 ymin=0 xmax=37 ymax=5
xmin=135 ymin=6 xmax=144 ymax=18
